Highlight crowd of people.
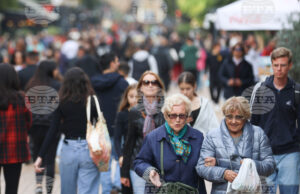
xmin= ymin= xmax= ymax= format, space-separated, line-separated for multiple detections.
xmin=0 ymin=24 xmax=299 ymax=194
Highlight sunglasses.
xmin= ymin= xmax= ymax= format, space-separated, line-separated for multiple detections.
xmin=142 ymin=80 xmax=159 ymax=86
xmin=168 ymin=114 xmax=188 ymax=120
xmin=225 ymin=114 xmax=244 ymax=121
xmin=234 ymin=47 xmax=243 ymax=52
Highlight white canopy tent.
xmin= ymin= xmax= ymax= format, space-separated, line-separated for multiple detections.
xmin=215 ymin=0 xmax=300 ymax=31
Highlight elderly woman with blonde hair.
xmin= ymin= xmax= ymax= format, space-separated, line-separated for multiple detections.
xmin=133 ymin=93 xmax=207 ymax=194
xmin=196 ymin=96 xmax=275 ymax=194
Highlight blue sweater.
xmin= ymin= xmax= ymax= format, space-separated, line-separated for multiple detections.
xmin=134 ymin=124 xmax=207 ymax=193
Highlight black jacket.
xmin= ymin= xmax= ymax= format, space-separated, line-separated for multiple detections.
xmin=251 ymin=76 xmax=300 ymax=155
xmin=18 ymin=65 xmax=37 ymax=90
xmin=218 ymin=57 xmax=254 ymax=99
xmin=91 ymin=72 xmax=128 ymax=136
xmin=121 ymin=105 xmax=165 ymax=178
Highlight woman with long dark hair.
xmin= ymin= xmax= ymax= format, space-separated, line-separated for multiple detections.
xmin=178 ymin=71 xmax=219 ymax=136
xmin=26 ymin=60 xmax=60 ymax=194
xmin=34 ymin=67 xmax=101 ymax=194
xmin=0 ymin=63 xmax=32 ymax=194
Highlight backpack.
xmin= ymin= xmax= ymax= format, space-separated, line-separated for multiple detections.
xmin=132 ymin=57 xmax=150 ymax=80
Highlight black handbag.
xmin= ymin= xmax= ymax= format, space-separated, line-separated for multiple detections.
xmin=156 ymin=141 xmax=199 ymax=194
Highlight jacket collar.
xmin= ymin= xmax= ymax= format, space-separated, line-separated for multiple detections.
xmin=156 ymin=124 xmax=198 ymax=142
xmin=265 ymin=75 xmax=294 ymax=90
xmin=220 ymin=120 xmax=254 ymax=159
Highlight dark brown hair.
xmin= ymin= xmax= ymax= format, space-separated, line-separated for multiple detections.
xmin=178 ymin=71 xmax=197 ymax=97
xmin=59 ymin=67 xmax=95 ymax=104
xmin=0 ymin=63 xmax=22 ymax=110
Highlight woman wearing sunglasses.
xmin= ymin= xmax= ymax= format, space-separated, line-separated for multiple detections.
xmin=196 ymin=96 xmax=275 ymax=194
xmin=121 ymin=71 xmax=165 ymax=193
xmin=133 ymin=93 xmax=207 ymax=194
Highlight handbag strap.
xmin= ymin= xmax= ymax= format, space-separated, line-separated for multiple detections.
xmin=86 ymin=95 xmax=101 ymax=122
xmin=160 ymin=140 xmax=164 ymax=178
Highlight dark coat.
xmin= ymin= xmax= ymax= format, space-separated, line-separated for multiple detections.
xmin=91 ymin=72 xmax=128 ymax=136
xmin=121 ymin=105 xmax=165 ymax=178
xmin=218 ymin=57 xmax=254 ymax=99
xmin=18 ymin=65 xmax=37 ymax=90
xmin=75 ymin=55 xmax=101 ymax=78
xmin=134 ymin=125 xmax=207 ymax=194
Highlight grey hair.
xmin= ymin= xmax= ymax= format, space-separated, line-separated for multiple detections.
xmin=222 ymin=96 xmax=251 ymax=120
xmin=161 ymin=93 xmax=192 ymax=115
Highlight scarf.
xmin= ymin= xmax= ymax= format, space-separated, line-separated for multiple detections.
xmin=142 ymin=96 xmax=158 ymax=137
xmin=165 ymin=122 xmax=191 ymax=163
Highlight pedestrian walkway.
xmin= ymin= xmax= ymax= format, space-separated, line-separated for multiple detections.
xmin=1 ymin=83 xmax=218 ymax=194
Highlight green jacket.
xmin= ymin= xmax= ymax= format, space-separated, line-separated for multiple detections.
xmin=180 ymin=45 xmax=198 ymax=70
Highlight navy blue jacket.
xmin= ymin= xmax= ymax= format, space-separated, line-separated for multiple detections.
xmin=218 ymin=57 xmax=254 ymax=99
xmin=91 ymin=72 xmax=128 ymax=136
xmin=134 ymin=124 xmax=207 ymax=194
xmin=251 ymin=76 xmax=300 ymax=155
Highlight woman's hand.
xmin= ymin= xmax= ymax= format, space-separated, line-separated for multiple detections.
xmin=34 ymin=157 xmax=45 ymax=173
xmin=119 ymin=156 xmax=123 ymax=167
xmin=224 ymin=170 xmax=238 ymax=183
xmin=149 ymin=170 xmax=162 ymax=187
xmin=121 ymin=177 xmax=131 ymax=187
xmin=204 ymin=157 xmax=216 ymax=167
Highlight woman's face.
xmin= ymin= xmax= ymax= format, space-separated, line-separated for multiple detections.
xmin=225 ymin=110 xmax=246 ymax=135
xmin=179 ymin=82 xmax=195 ymax=100
xmin=165 ymin=103 xmax=188 ymax=135
xmin=140 ymin=74 xmax=160 ymax=97
xmin=15 ymin=52 xmax=23 ymax=65
xmin=127 ymin=88 xmax=137 ymax=108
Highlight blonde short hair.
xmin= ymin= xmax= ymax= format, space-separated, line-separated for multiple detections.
xmin=222 ymin=96 xmax=251 ymax=120
xmin=162 ymin=93 xmax=192 ymax=115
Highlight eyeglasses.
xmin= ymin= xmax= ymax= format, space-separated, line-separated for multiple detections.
xmin=225 ymin=114 xmax=244 ymax=121
xmin=142 ymin=80 xmax=159 ymax=86
xmin=272 ymin=63 xmax=288 ymax=68
xmin=168 ymin=114 xmax=188 ymax=120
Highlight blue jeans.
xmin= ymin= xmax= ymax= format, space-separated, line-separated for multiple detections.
xmin=59 ymin=139 xmax=100 ymax=194
xmin=266 ymin=152 xmax=300 ymax=194
xmin=130 ymin=170 xmax=145 ymax=194
xmin=100 ymin=138 xmax=121 ymax=194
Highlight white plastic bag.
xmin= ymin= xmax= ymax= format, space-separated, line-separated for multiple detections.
xmin=226 ymin=158 xmax=261 ymax=194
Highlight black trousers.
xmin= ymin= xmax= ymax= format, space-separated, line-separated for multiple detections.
xmin=0 ymin=163 xmax=22 ymax=194
xmin=209 ymin=81 xmax=222 ymax=104
xmin=31 ymin=126 xmax=60 ymax=194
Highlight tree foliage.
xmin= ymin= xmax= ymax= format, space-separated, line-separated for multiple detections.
xmin=277 ymin=14 xmax=300 ymax=82
xmin=176 ymin=0 xmax=236 ymax=23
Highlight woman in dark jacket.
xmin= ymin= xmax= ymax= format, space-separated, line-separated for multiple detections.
xmin=0 ymin=63 xmax=32 ymax=194
xmin=134 ymin=93 xmax=206 ymax=194
xmin=121 ymin=71 xmax=165 ymax=194
xmin=114 ymin=84 xmax=137 ymax=194
xmin=34 ymin=67 xmax=100 ymax=194
xmin=25 ymin=60 xmax=61 ymax=194
xmin=218 ymin=42 xmax=254 ymax=99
